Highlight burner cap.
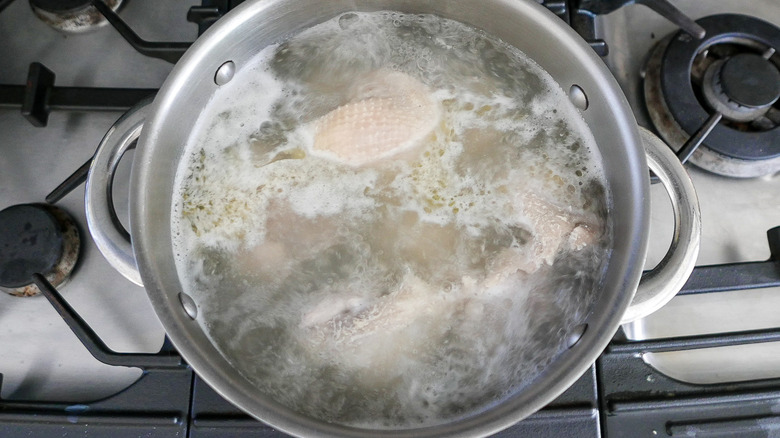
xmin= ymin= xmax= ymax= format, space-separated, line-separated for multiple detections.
xmin=719 ymin=53 xmax=780 ymax=108
xmin=0 ymin=204 xmax=80 ymax=296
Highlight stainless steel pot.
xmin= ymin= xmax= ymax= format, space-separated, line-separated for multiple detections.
xmin=84 ymin=0 xmax=700 ymax=436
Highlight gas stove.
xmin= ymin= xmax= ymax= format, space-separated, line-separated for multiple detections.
xmin=0 ymin=1 xmax=778 ymax=437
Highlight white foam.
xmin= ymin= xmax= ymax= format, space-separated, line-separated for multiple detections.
xmin=170 ymin=11 xmax=611 ymax=429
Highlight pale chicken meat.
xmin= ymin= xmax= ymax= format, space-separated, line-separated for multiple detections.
xmin=271 ymin=71 xmax=601 ymax=364
xmin=301 ymin=273 xmax=441 ymax=346
xmin=516 ymin=191 xmax=599 ymax=270
xmin=299 ymin=272 xmax=457 ymax=375
xmin=312 ymin=70 xmax=441 ymax=166
xmin=479 ymin=191 xmax=600 ymax=289
xmin=297 ymin=190 xmax=601 ymax=366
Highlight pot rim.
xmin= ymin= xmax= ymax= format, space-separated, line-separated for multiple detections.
xmin=131 ymin=0 xmax=648 ymax=436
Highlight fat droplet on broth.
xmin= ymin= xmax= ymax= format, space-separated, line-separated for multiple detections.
xmin=170 ymin=11 xmax=612 ymax=429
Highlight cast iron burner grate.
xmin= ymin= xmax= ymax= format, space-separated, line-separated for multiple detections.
xmin=644 ymin=14 xmax=780 ymax=178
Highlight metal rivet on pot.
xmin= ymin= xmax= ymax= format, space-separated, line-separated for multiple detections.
xmin=178 ymin=292 xmax=198 ymax=319
xmin=566 ymin=324 xmax=587 ymax=348
xmin=569 ymin=84 xmax=589 ymax=111
xmin=214 ymin=61 xmax=235 ymax=86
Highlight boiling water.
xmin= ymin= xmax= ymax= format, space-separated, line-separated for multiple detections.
xmin=171 ymin=12 xmax=612 ymax=428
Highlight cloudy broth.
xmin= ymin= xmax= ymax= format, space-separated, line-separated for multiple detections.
xmin=171 ymin=12 xmax=612 ymax=428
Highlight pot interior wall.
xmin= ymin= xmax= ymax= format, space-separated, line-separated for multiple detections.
xmin=132 ymin=0 xmax=647 ymax=436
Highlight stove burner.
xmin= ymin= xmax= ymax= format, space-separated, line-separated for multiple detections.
xmin=644 ymin=14 xmax=780 ymax=178
xmin=29 ymin=0 xmax=123 ymax=34
xmin=0 ymin=204 xmax=80 ymax=297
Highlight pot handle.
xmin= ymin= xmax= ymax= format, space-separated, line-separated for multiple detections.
xmin=621 ymin=127 xmax=701 ymax=324
xmin=84 ymin=97 xmax=153 ymax=287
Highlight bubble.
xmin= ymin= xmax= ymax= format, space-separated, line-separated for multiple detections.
xmin=338 ymin=13 xmax=359 ymax=29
